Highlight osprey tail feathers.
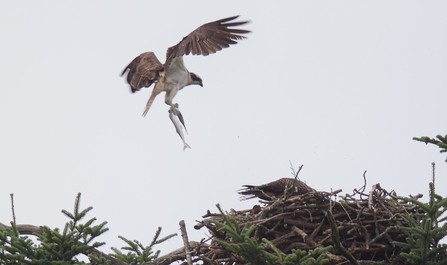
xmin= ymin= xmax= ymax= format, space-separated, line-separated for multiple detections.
xmin=142 ymin=90 xmax=160 ymax=117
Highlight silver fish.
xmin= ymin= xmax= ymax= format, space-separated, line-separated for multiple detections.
xmin=172 ymin=103 xmax=187 ymax=133
xmin=169 ymin=108 xmax=191 ymax=151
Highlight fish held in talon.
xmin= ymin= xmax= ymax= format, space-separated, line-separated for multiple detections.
xmin=172 ymin=103 xmax=187 ymax=133
xmin=168 ymin=108 xmax=191 ymax=151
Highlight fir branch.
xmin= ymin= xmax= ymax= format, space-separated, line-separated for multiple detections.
xmin=413 ymin=134 xmax=447 ymax=161
xmin=111 ymin=227 xmax=176 ymax=264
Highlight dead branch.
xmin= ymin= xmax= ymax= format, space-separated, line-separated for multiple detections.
xmin=179 ymin=220 xmax=192 ymax=265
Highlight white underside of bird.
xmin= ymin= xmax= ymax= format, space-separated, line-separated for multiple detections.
xmin=142 ymin=57 xmax=194 ymax=117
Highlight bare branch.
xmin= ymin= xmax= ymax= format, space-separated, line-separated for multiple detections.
xmin=179 ymin=220 xmax=192 ymax=265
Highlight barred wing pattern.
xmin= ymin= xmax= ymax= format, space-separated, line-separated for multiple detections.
xmin=165 ymin=15 xmax=250 ymax=62
xmin=121 ymin=52 xmax=164 ymax=93
xmin=239 ymin=178 xmax=314 ymax=201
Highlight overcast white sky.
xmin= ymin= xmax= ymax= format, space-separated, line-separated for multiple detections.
xmin=1 ymin=1 xmax=447 ymax=257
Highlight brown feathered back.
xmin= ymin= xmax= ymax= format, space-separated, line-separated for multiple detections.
xmin=121 ymin=52 xmax=164 ymax=93
xmin=239 ymin=178 xmax=314 ymax=201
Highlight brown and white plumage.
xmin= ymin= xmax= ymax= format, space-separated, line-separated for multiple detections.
xmin=238 ymin=178 xmax=314 ymax=201
xmin=121 ymin=15 xmax=250 ymax=117
xmin=122 ymin=52 xmax=163 ymax=93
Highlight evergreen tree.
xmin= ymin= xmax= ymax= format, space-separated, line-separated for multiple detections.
xmin=413 ymin=134 xmax=447 ymax=162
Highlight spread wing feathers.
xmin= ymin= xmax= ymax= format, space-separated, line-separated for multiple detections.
xmin=165 ymin=15 xmax=250 ymax=62
xmin=238 ymin=178 xmax=314 ymax=201
xmin=121 ymin=52 xmax=164 ymax=93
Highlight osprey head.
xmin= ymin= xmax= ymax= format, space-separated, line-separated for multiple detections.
xmin=189 ymin=72 xmax=203 ymax=87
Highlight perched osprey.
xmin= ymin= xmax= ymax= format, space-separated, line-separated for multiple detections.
xmin=239 ymin=178 xmax=314 ymax=201
xmin=121 ymin=15 xmax=250 ymax=117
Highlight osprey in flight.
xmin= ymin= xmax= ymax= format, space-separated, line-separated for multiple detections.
xmin=121 ymin=15 xmax=250 ymax=117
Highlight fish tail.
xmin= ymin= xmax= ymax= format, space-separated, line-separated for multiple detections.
xmin=183 ymin=143 xmax=191 ymax=151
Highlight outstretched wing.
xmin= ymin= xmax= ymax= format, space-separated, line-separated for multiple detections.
xmin=165 ymin=15 xmax=250 ymax=62
xmin=121 ymin=52 xmax=164 ymax=93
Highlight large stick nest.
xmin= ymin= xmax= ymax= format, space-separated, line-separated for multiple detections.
xmin=191 ymin=178 xmax=422 ymax=265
